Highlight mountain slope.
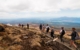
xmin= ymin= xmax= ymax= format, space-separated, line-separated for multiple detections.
xmin=0 ymin=24 xmax=79 ymax=50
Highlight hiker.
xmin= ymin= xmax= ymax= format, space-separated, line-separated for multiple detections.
xmin=27 ymin=24 xmax=29 ymax=29
xmin=59 ymin=27 xmax=65 ymax=42
xmin=22 ymin=24 xmax=24 ymax=28
xmin=39 ymin=24 xmax=42 ymax=31
xmin=50 ymin=27 xmax=54 ymax=38
xmin=42 ymin=24 xmax=45 ymax=32
xmin=19 ymin=23 xmax=21 ymax=27
xmin=46 ymin=24 xmax=50 ymax=33
xmin=68 ymin=28 xmax=79 ymax=50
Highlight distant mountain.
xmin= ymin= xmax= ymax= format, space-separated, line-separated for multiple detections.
xmin=50 ymin=17 xmax=80 ymax=23
xmin=0 ymin=17 xmax=80 ymax=28
xmin=1 ymin=17 xmax=80 ymax=23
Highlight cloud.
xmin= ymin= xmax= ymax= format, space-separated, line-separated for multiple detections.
xmin=0 ymin=0 xmax=80 ymax=18
xmin=0 ymin=0 xmax=80 ymax=12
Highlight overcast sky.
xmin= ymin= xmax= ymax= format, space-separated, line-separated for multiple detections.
xmin=0 ymin=0 xmax=80 ymax=19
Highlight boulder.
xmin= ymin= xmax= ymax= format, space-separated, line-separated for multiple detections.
xmin=0 ymin=26 xmax=5 ymax=32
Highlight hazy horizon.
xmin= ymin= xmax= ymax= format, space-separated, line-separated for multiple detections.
xmin=0 ymin=16 xmax=80 ymax=20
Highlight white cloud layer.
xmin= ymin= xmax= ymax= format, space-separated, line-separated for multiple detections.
xmin=0 ymin=0 xmax=80 ymax=19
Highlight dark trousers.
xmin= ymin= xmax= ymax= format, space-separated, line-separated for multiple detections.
xmin=50 ymin=32 xmax=54 ymax=38
xmin=46 ymin=29 xmax=49 ymax=33
xmin=60 ymin=34 xmax=64 ymax=42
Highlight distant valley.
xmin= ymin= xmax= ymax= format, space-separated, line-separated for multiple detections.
xmin=0 ymin=17 xmax=80 ymax=28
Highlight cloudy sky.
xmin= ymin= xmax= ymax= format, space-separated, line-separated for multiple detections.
xmin=0 ymin=0 xmax=80 ymax=19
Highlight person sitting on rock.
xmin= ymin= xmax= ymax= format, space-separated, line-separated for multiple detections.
xmin=0 ymin=26 xmax=5 ymax=32
xmin=0 ymin=25 xmax=5 ymax=36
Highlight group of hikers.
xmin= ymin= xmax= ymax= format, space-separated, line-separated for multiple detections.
xmin=18 ymin=23 xmax=29 ymax=29
xmin=39 ymin=24 xmax=80 ymax=50
xmin=0 ymin=23 xmax=79 ymax=50
xmin=16 ymin=23 xmax=79 ymax=50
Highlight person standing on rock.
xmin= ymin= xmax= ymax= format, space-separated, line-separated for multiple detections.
xmin=27 ymin=23 xmax=29 ymax=29
xmin=42 ymin=24 xmax=45 ymax=32
xmin=50 ymin=27 xmax=54 ymax=38
xmin=59 ymin=27 xmax=65 ymax=42
xmin=18 ymin=23 xmax=21 ymax=27
xmin=69 ymin=28 xmax=79 ymax=50
xmin=22 ymin=24 xmax=24 ymax=28
xmin=46 ymin=24 xmax=50 ymax=33
xmin=39 ymin=24 xmax=42 ymax=31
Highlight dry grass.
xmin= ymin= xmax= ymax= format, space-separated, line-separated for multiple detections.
xmin=0 ymin=24 xmax=79 ymax=50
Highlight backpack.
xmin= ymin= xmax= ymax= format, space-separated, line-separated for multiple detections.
xmin=61 ymin=30 xmax=65 ymax=35
xmin=75 ymin=32 xmax=79 ymax=40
